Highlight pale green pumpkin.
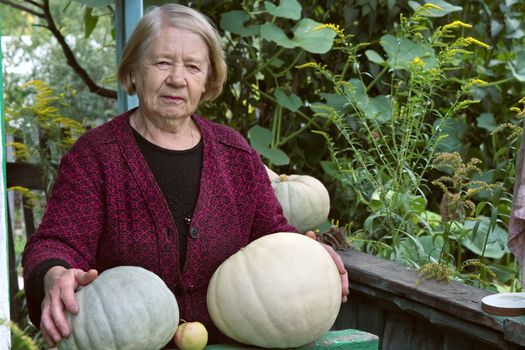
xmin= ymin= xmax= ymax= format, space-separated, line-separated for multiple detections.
xmin=207 ymin=232 xmax=341 ymax=348
xmin=270 ymin=173 xmax=330 ymax=232
xmin=58 ymin=266 xmax=179 ymax=350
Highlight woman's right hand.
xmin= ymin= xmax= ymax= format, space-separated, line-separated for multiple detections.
xmin=41 ymin=266 xmax=98 ymax=347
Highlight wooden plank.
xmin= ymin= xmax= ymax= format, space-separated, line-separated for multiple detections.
xmin=349 ymin=279 xmax=511 ymax=347
xmin=381 ymin=312 xmax=413 ymax=350
xmin=203 ymin=329 xmax=378 ymax=350
xmin=503 ymin=316 xmax=525 ymax=346
xmin=6 ymin=161 xmax=45 ymax=190
xmin=339 ymin=249 xmax=503 ymax=331
xmin=354 ymin=294 xmax=385 ymax=343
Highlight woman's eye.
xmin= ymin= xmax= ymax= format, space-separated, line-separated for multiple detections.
xmin=155 ymin=61 xmax=170 ymax=68
xmin=187 ymin=64 xmax=201 ymax=71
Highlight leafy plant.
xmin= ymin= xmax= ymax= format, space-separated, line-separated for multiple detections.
xmin=6 ymin=80 xmax=86 ymax=195
xmin=301 ymin=4 xmax=484 ymax=248
xmin=1 ymin=312 xmax=44 ymax=350
xmin=294 ymin=3 xmax=522 ymax=290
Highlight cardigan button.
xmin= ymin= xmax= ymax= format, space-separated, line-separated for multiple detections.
xmin=189 ymin=227 xmax=199 ymax=239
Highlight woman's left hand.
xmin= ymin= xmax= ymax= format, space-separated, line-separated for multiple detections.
xmin=305 ymin=231 xmax=350 ymax=303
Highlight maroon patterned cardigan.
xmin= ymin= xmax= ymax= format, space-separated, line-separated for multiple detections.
xmin=22 ymin=109 xmax=297 ymax=343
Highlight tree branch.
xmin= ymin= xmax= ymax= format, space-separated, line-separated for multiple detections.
xmin=41 ymin=0 xmax=117 ymax=99
xmin=0 ymin=0 xmax=45 ymax=18
xmin=2 ymin=0 xmax=118 ymax=99
xmin=25 ymin=0 xmax=43 ymax=8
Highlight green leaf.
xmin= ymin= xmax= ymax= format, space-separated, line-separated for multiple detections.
xmin=264 ymin=0 xmax=302 ymax=20
xmin=476 ymin=113 xmax=496 ymax=132
xmin=339 ymin=80 xmax=391 ymax=122
xmin=310 ymin=93 xmax=349 ymax=115
xmin=365 ymin=49 xmax=385 ymax=64
xmin=248 ymin=125 xmax=273 ymax=149
xmin=408 ymin=0 xmax=462 ymax=17
xmin=434 ymin=118 xmax=467 ymax=153
xmin=261 ymin=23 xmax=296 ymax=49
xmin=461 ymin=216 xmax=510 ymax=259
xmin=257 ymin=146 xmax=290 ymax=165
xmin=508 ymin=50 xmax=525 ymax=82
xmin=505 ymin=17 xmax=525 ymax=39
xmin=291 ymin=19 xmax=336 ymax=54
xmin=84 ymin=8 xmax=98 ymax=39
xmin=72 ymin=0 xmax=113 ymax=6
xmin=343 ymin=79 xmax=368 ymax=111
xmin=247 ymin=126 xmax=290 ymax=165
xmin=366 ymin=95 xmax=392 ymax=122
xmin=380 ymin=34 xmax=437 ymax=70
xmin=418 ymin=235 xmax=443 ymax=261
xmin=261 ymin=19 xmax=336 ymax=53
xmin=220 ymin=11 xmax=259 ymax=36
xmin=274 ymin=88 xmax=302 ymax=112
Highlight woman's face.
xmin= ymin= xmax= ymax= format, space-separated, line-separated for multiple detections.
xmin=132 ymin=26 xmax=209 ymax=125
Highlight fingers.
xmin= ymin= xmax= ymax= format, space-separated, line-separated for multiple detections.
xmin=41 ymin=281 xmax=70 ymax=346
xmin=304 ymin=231 xmax=317 ymax=240
xmin=319 ymin=242 xmax=350 ymax=303
xmin=40 ymin=267 xmax=98 ymax=347
xmin=40 ymin=296 xmax=60 ymax=347
xmin=340 ymin=270 xmax=350 ymax=303
xmin=66 ymin=269 xmax=98 ymax=313
xmin=75 ymin=269 xmax=98 ymax=287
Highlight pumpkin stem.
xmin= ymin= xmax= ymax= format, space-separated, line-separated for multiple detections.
xmin=279 ymin=174 xmax=289 ymax=182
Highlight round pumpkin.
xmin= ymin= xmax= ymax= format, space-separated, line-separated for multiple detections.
xmin=58 ymin=266 xmax=179 ymax=350
xmin=207 ymin=232 xmax=341 ymax=348
xmin=271 ymin=174 xmax=330 ymax=232
xmin=264 ymin=165 xmax=280 ymax=182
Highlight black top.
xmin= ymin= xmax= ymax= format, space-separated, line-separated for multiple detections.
xmin=133 ymin=128 xmax=203 ymax=270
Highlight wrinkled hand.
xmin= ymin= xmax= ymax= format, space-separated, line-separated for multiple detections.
xmin=305 ymin=231 xmax=349 ymax=303
xmin=41 ymin=266 xmax=98 ymax=347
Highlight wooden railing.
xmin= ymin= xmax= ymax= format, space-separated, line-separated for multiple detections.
xmin=334 ymin=249 xmax=525 ymax=350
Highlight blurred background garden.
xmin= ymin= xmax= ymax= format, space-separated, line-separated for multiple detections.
xmin=2 ymin=0 xmax=525 ymax=347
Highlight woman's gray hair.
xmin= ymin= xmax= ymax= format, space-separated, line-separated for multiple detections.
xmin=117 ymin=4 xmax=227 ymax=102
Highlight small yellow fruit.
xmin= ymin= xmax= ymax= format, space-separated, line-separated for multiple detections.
xmin=174 ymin=321 xmax=208 ymax=350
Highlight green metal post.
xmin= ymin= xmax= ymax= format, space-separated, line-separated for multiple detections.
xmin=0 ymin=21 xmax=11 ymax=348
xmin=115 ymin=0 xmax=142 ymax=113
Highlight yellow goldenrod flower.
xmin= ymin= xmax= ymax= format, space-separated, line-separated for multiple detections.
xmin=464 ymin=37 xmax=491 ymax=49
xmin=412 ymin=57 xmax=425 ymax=66
xmin=443 ymin=21 xmax=472 ymax=31
xmin=314 ymin=23 xmax=345 ymax=37
xmin=295 ymin=62 xmax=322 ymax=70
xmin=422 ymin=3 xmax=443 ymax=11
xmin=469 ymin=79 xmax=488 ymax=86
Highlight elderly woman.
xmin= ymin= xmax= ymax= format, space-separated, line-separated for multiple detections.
xmin=22 ymin=3 xmax=349 ymax=348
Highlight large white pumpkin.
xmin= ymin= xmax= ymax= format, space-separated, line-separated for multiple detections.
xmin=271 ymin=174 xmax=330 ymax=232
xmin=59 ymin=266 xmax=179 ymax=350
xmin=207 ymin=232 xmax=341 ymax=348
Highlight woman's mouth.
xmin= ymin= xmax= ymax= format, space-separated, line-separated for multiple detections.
xmin=162 ymin=95 xmax=184 ymax=103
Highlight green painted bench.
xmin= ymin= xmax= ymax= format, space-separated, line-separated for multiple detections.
xmin=203 ymin=329 xmax=379 ymax=350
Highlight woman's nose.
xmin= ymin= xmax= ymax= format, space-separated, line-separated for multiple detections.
xmin=166 ymin=65 xmax=186 ymax=86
